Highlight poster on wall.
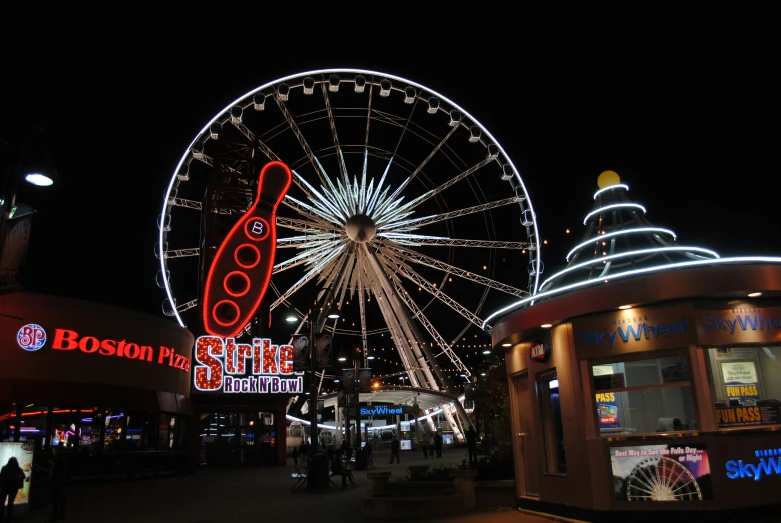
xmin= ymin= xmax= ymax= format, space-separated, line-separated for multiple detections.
xmin=610 ymin=443 xmax=712 ymax=501
xmin=593 ymin=365 xmax=621 ymax=430
xmin=0 ymin=442 xmax=33 ymax=506
xmin=721 ymin=361 xmax=760 ymax=405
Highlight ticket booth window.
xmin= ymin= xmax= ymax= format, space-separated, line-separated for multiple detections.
xmin=538 ymin=371 xmax=566 ymax=474
xmin=592 ymin=355 xmax=696 ymax=435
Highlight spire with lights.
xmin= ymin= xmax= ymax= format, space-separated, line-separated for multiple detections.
xmin=538 ymin=170 xmax=720 ymax=292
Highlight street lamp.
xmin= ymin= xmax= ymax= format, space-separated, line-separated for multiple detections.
xmin=0 ymin=128 xmax=59 ymax=291
xmin=302 ymin=287 xmax=339 ymax=462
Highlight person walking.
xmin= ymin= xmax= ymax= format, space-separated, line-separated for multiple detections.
xmin=434 ymin=432 xmax=443 ymax=458
xmin=0 ymin=457 xmax=25 ymax=523
xmin=389 ymin=436 xmax=400 ymax=464
xmin=466 ymin=426 xmax=478 ymax=465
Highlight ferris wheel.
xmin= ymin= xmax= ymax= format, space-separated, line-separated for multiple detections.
xmin=156 ymin=69 xmax=542 ymax=437
xmin=625 ymin=457 xmax=703 ymax=501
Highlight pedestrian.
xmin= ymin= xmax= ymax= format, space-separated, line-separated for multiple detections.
xmin=330 ymin=452 xmax=354 ymax=488
xmin=47 ymin=452 xmax=67 ymax=522
xmin=435 ymin=432 xmax=443 ymax=457
xmin=0 ymin=457 xmax=26 ymax=523
xmin=389 ymin=436 xmax=400 ymax=464
xmin=428 ymin=434 xmax=435 ymax=457
xmin=466 ymin=426 xmax=478 ymax=464
xmin=421 ymin=435 xmax=428 ymax=459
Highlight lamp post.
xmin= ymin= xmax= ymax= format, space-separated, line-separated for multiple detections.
xmin=0 ymin=129 xmax=58 ymax=291
xmin=305 ymin=286 xmax=339 ymax=462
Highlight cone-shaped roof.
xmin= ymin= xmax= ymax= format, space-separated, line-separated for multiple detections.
xmin=538 ymin=172 xmax=719 ymax=292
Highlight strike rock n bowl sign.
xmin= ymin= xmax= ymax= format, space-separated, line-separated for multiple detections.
xmin=193 ymin=335 xmax=303 ymax=394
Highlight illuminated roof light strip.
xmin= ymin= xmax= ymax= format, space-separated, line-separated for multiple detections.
xmin=539 ymin=246 xmax=720 ymax=290
xmin=566 ymin=227 xmax=678 ymax=261
xmin=593 ymin=184 xmax=629 ymax=200
xmin=483 ymin=256 xmax=781 ymax=330
xmin=583 ymin=203 xmax=647 ymax=225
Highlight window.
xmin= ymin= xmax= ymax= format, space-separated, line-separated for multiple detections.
xmin=538 ymin=371 xmax=566 ymax=474
xmin=706 ymin=346 xmax=781 ymax=428
xmin=592 ymin=355 xmax=696 ymax=435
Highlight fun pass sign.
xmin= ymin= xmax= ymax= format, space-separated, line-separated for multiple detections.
xmin=193 ymin=335 xmax=303 ymax=394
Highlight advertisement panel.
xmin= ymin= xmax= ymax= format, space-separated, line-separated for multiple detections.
xmin=0 ymin=442 xmax=33 ymax=506
xmin=610 ymin=443 xmax=712 ymax=501
xmin=572 ymin=305 xmax=697 ymax=357
xmin=720 ymin=361 xmax=760 ymax=405
xmin=696 ymin=305 xmax=781 ymax=346
xmin=593 ymin=365 xmax=620 ymax=430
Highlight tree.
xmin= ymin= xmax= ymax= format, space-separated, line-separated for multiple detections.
xmin=473 ymin=354 xmax=511 ymax=443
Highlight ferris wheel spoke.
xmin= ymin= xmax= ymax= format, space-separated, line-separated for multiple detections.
xmin=176 ymin=299 xmax=198 ymax=313
xmin=163 ymin=247 xmax=200 ymax=259
xmin=377 ymin=247 xmax=485 ymax=330
xmin=365 ymin=157 xmax=393 ymax=216
xmin=321 ymin=82 xmax=348 ymax=187
xmin=276 ymin=216 xmax=340 ymax=233
xmin=281 ymin=197 xmax=339 ymax=228
xmin=378 ymin=233 xmax=533 ymax=250
xmin=273 ymin=241 xmax=342 ymax=274
xmin=374 ymin=191 xmax=432 ymax=227
xmin=274 ymin=94 xmax=329 ymax=188
xmin=381 ymin=124 xmax=459 ymax=214
xmin=276 ymin=234 xmax=342 ymax=249
xmin=284 ymin=194 xmax=344 ymax=225
xmin=357 ymin=265 xmax=369 ymax=362
xmin=378 ymin=255 xmax=471 ymax=379
xmin=293 ymin=174 xmax=348 ymax=223
xmin=379 ymin=196 xmax=525 ymax=232
xmin=404 ymin=157 xmax=495 ymax=214
xmin=363 ymin=254 xmax=426 ymax=388
xmin=378 ymin=240 xmax=528 ymax=298
xmin=269 ymin=245 xmax=346 ymax=311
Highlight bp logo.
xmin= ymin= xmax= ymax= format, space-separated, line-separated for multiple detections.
xmin=17 ymin=324 xmax=47 ymax=351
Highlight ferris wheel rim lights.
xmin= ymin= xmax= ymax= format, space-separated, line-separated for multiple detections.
xmin=157 ymin=68 xmax=542 ymax=328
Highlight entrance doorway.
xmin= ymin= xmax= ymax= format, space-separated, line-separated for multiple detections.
xmin=511 ymin=372 xmax=540 ymax=498
xmin=199 ymin=411 xmax=277 ymax=466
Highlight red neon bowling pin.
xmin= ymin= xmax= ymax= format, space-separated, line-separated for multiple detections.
xmin=202 ymin=161 xmax=292 ymax=338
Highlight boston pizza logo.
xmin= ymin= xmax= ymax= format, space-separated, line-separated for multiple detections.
xmin=17 ymin=324 xmax=47 ymax=351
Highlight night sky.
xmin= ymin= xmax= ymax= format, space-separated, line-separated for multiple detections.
xmin=6 ymin=6 xmax=781 ymax=380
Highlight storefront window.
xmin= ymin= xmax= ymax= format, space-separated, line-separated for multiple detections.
xmin=538 ymin=371 xmax=566 ymax=474
xmin=52 ymin=408 xmax=93 ymax=451
xmin=706 ymin=346 xmax=781 ymax=428
xmin=592 ymin=355 xmax=696 ymax=435
xmin=0 ymin=404 xmax=16 ymax=442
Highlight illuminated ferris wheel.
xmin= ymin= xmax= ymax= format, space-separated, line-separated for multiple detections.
xmin=625 ymin=457 xmax=703 ymax=501
xmin=155 ymin=69 xmax=542 ymax=435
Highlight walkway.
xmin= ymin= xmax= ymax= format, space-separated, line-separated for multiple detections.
xmin=18 ymin=448 xmax=554 ymax=523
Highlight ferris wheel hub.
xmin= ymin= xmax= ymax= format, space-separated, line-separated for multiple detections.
xmin=345 ymin=214 xmax=377 ymax=243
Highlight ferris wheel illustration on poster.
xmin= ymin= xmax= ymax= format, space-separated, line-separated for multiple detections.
xmin=619 ymin=456 xmax=703 ymax=501
xmin=155 ymin=69 xmax=541 ymax=433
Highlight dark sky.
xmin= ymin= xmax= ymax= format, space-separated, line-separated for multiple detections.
xmin=6 ymin=5 xmax=781 ymax=331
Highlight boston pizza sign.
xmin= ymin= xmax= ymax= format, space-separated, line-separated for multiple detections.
xmin=16 ymin=323 xmax=190 ymax=372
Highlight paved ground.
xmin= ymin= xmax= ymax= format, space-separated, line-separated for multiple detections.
xmin=15 ymin=448 xmax=555 ymax=523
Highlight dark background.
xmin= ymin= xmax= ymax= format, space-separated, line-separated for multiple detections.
xmin=4 ymin=5 xmax=781 ymax=379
